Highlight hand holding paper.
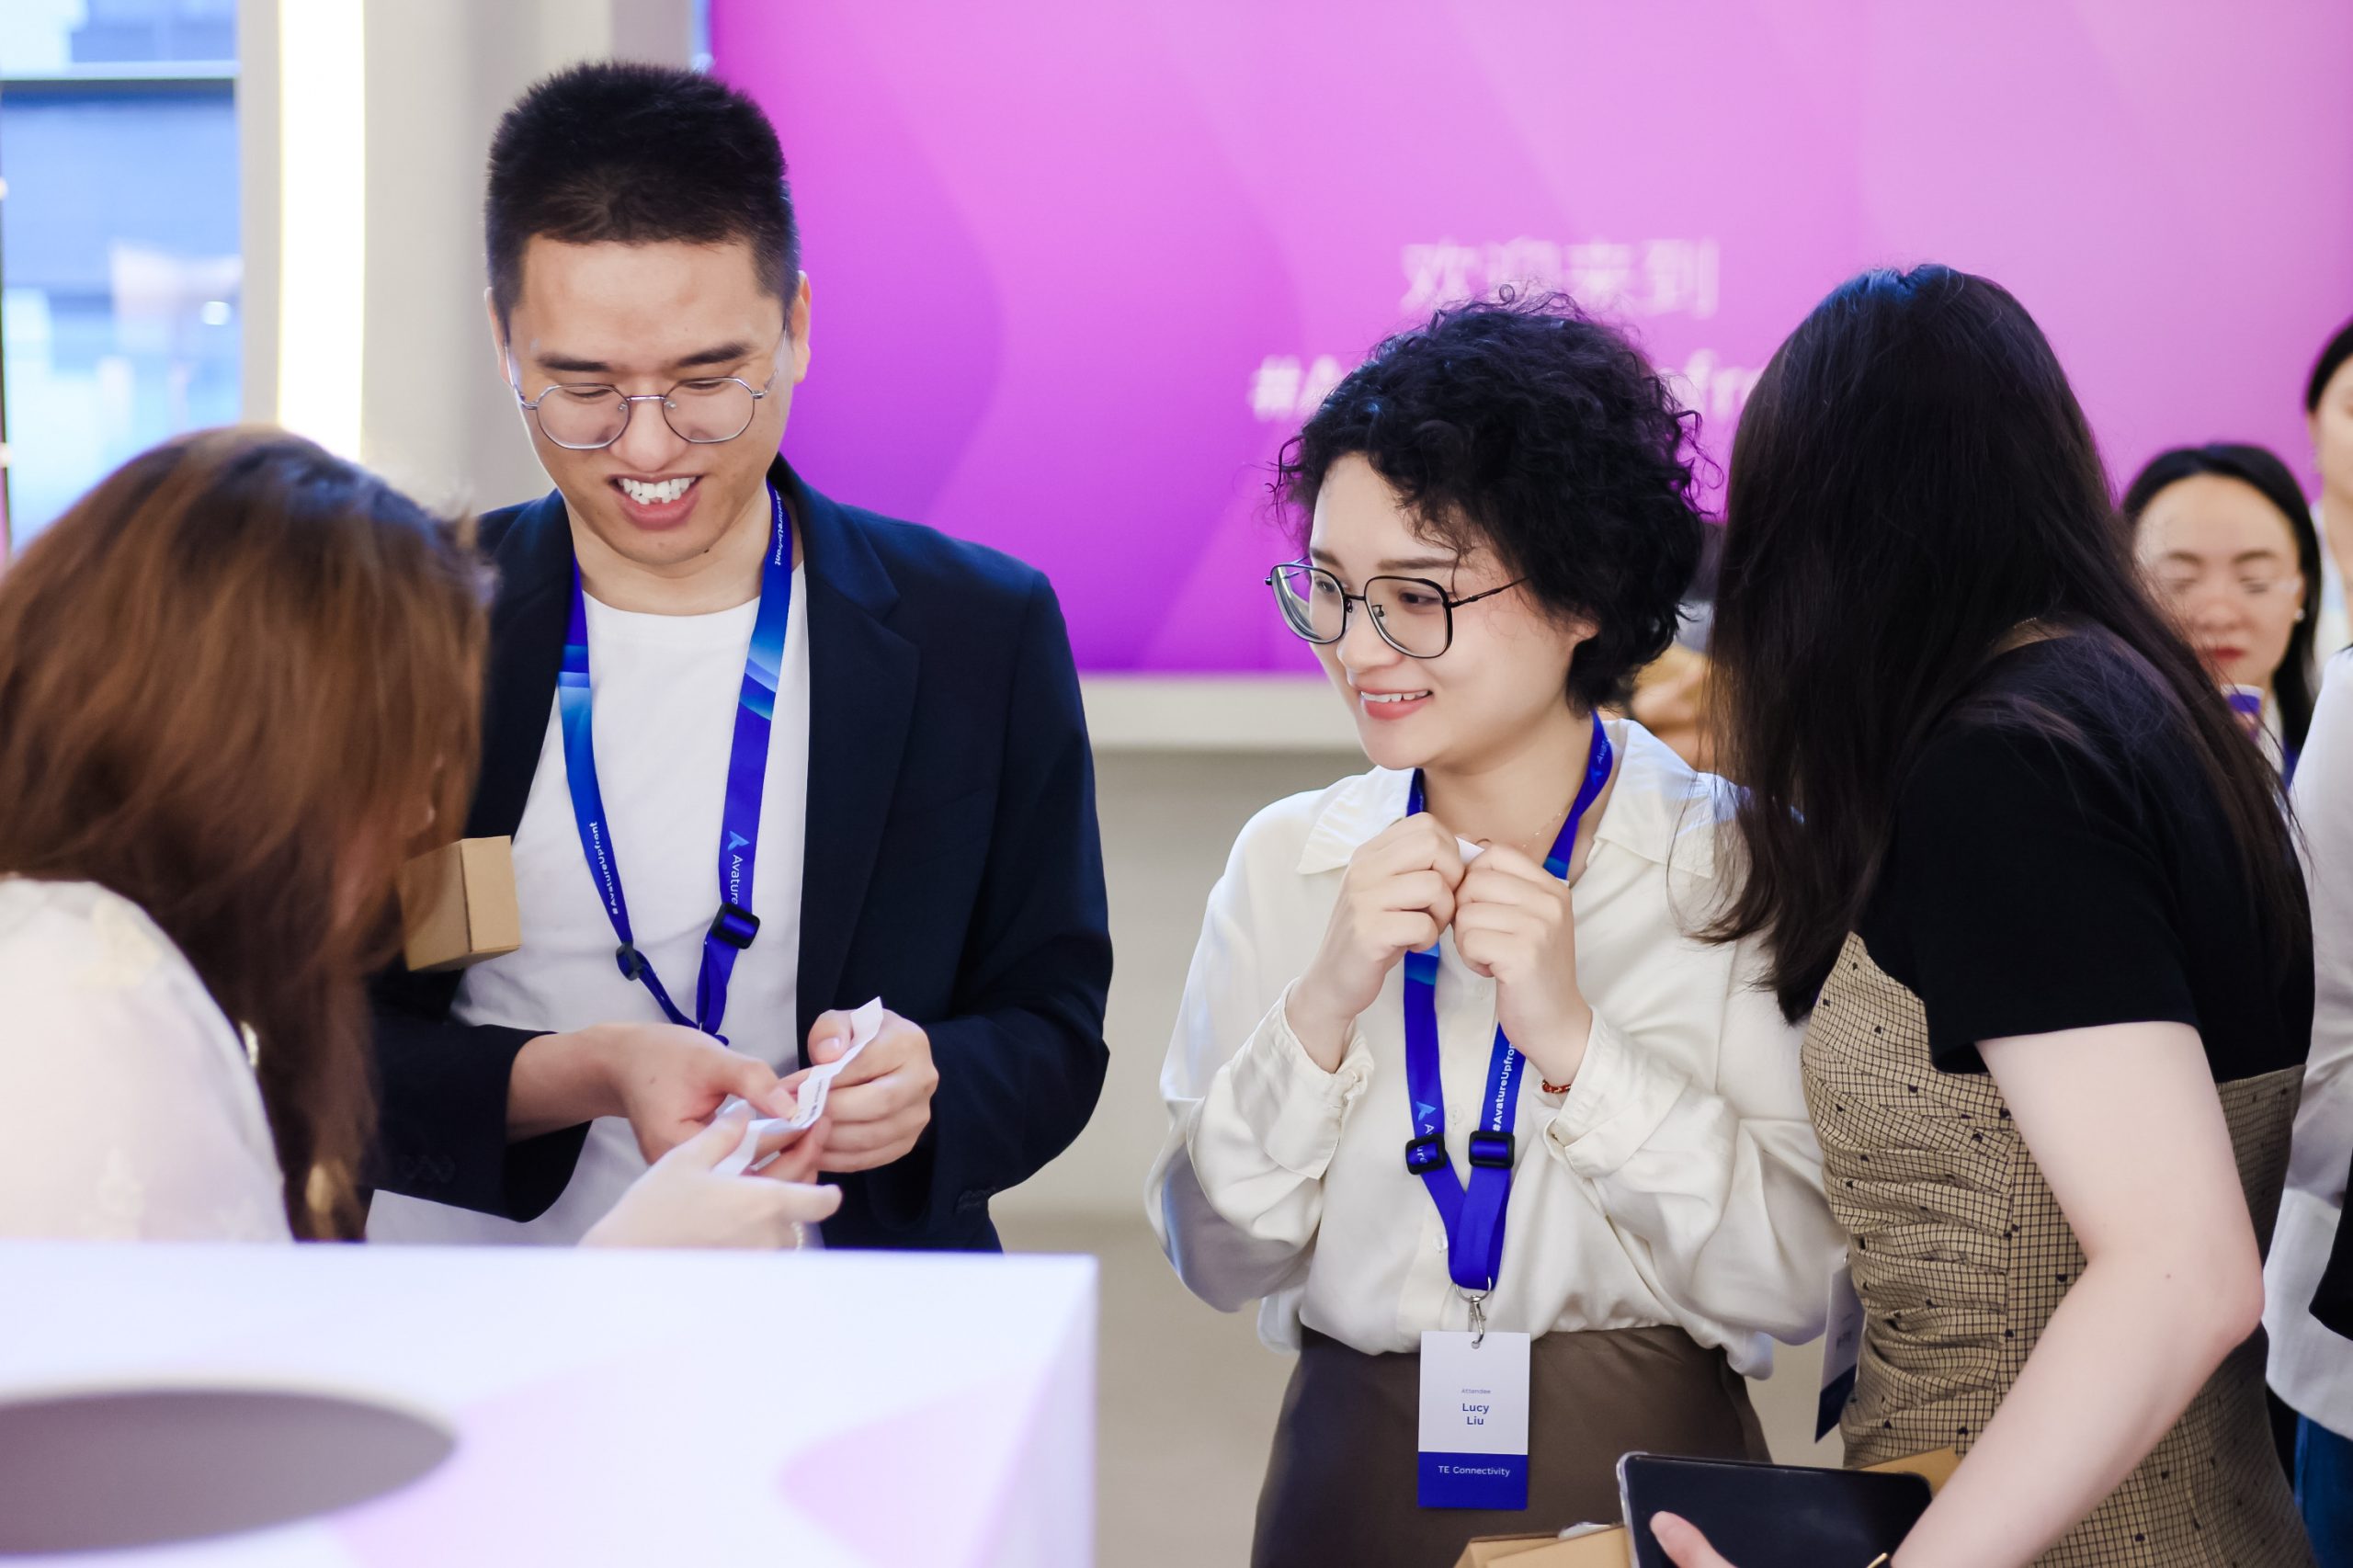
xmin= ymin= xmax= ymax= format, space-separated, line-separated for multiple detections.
xmin=587 ymin=1109 xmax=842 ymax=1249
xmin=549 ymin=1019 xmax=785 ymax=1165
xmin=708 ymin=1106 xmax=827 ymax=1181
xmin=709 ymin=998 xmax=885 ymax=1176
xmin=780 ymin=999 xmax=938 ymax=1173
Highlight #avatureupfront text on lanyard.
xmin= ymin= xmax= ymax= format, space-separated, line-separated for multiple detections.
xmin=557 ymin=483 xmax=791 ymax=1047
xmin=1409 ymin=711 xmax=1613 ymax=1512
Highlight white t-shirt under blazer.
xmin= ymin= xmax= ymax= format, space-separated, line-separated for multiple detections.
xmin=1146 ymin=718 xmax=1839 ymax=1374
xmin=369 ymin=569 xmax=811 ymax=1247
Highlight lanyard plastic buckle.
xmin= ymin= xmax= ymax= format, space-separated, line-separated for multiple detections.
xmin=615 ymin=942 xmax=645 ymax=981
xmin=1403 ymin=1133 xmax=1448 ymax=1176
xmin=1467 ymin=1130 xmax=1516 ymax=1169
xmin=708 ymin=902 xmax=761 ymax=951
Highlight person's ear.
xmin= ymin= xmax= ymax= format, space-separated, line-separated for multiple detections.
xmin=484 ymin=288 xmax=512 ymax=384
xmin=787 ymin=273 xmax=813 ymax=386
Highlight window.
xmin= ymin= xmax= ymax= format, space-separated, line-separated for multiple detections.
xmin=0 ymin=0 xmax=240 ymax=550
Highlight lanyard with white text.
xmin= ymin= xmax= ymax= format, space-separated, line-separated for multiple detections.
xmin=1402 ymin=711 xmax=1613 ymax=1316
xmin=557 ymin=483 xmax=791 ymax=1045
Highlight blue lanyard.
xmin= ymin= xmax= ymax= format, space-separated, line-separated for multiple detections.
xmin=1402 ymin=711 xmax=1614 ymax=1297
xmin=556 ymin=485 xmax=792 ymax=1045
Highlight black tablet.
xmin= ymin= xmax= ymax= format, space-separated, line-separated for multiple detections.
xmin=1617 ymin=1452 xmax=1932 ymax=1568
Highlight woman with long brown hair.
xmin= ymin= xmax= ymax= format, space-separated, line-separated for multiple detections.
xmin=0 ymin=428 xmax=835 ymax=1246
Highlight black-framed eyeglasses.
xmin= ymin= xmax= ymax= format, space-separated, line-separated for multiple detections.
xmin=1264 ymin=562 xmax=1525 ymax=659
xmin=507 ymin=335 xmax=789 ymax=451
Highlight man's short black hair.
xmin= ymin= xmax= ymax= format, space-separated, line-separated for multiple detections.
xmin=485 ymin=61 xmax=800 ymax=332
xmin=1276 ymin=292 xmax=1702 ymax=712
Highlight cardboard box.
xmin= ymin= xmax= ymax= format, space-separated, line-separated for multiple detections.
xmin=398 ymin=837 xmax=521 ymax=972
xmin=1449 ymin=1449 xmax=1961 ymax=1568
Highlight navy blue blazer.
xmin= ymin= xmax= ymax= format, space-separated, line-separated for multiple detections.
xmin=369 ymin=460 xmax=1111 ymax=1250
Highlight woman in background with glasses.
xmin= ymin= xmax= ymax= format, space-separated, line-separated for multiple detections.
xmin=2124 ymin=443 xmax=2322 ymax=779
xmin=1145 ymin=295 xmax=1841 ymax=1568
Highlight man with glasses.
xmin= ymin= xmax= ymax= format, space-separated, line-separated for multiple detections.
xmin=367 ymin=62 xmax=1110 ymax=1249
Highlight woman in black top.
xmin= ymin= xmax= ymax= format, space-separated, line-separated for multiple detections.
xmin=1651 ymin=267 xmax=2315 ymax=1568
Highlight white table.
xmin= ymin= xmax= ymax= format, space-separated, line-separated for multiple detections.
xmin=0 ymin=1244 xmax=1095 ymax=1565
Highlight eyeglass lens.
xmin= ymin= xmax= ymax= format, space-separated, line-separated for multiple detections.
xmin=1269 ymin=564 xmax=1453 ymax=657
xmin=532 ymin=380 xmax=760 ymax=450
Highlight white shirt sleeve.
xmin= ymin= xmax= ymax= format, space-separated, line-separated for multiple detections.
xmin=2268 ymin=653 xmax=2353 ymax=1428
xmin=0 ymin=885 xmax=291 ymax=1243
xmin=1541 ymin=932 xmax=1839 ymax=1345
xmin=1146 ymin=831 xmax=1361 ymax=1312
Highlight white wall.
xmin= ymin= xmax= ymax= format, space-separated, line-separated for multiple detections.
xmin=241 ymin=0 xmax=694 ymax=511
xmin=997 ymin=744 xmax=1364 ymax=1222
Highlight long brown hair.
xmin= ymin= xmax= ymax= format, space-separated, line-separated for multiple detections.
xmin=1707 ymin=267 xmax=2303 ymax=1019
xmin=0 ymin=429 xmax=486 ymax=1237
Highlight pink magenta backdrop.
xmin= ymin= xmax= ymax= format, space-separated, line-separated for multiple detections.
xmin=711 ymin=0 xmax=2353 ymax=673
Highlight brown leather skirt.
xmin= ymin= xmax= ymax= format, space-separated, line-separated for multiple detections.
xmin=1252 ymin=1324 xmax=1768 ymax=1568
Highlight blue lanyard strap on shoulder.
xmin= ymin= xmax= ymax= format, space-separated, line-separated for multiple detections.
xmin=1401 ymin=710 xmax=1613 ymax=1297
xmin=556 ymin=483 xmax=793 ymax=1044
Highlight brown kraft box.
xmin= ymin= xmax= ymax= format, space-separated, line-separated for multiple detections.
xmin=398 ymin=837 xmax=522 ymax=972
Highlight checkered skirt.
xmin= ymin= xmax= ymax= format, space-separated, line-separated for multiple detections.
xmin=1804 ymin=934 xmax=2313 ymax=1566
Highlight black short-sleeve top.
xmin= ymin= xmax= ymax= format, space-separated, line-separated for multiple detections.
xmin=1857 ymin=634 xmax=2312 ymax=1082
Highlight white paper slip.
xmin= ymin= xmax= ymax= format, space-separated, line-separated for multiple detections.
xmin=710 ymin=998 xmax=886 ymax=1176
xmin=1418 ymin=1329 xmax=1530 ymax=1510
xmin=1456 ymin=836 xmax=1487 ymax=863
xmin=710 ymin=1114 xmax=801 ymax=1179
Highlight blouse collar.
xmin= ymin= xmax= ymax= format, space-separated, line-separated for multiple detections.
xmin=1293 ymin=718 xmax=1725 ymax=881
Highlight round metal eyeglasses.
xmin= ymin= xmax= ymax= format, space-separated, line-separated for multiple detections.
xmin=1265 ymin=562 xmax=1525 ymax=659
xmin=509 ymin=341 xmax=787 ymax=451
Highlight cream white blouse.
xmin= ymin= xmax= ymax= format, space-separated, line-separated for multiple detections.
xmin=0 ymin=879 xmax=290 ymax=1242
xmin=1145 ymin=720 xmax=1838 ymax=1374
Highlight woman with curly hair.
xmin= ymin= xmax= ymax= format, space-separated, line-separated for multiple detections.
xmin=1146 ymin=296 xmax=1841 ymax=1567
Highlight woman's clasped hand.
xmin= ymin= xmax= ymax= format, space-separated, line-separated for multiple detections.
xmin=1288 ymin=814 xmax=1593 ymax=1087
xmin=1286 ymin=816 xmax=1463 ymax=1069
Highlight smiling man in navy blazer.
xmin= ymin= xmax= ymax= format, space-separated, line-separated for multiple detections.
xmin=364 ymin=62 xmax=1109 ymax=1250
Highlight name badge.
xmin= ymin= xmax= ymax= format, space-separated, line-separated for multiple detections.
xmin=1418 ymin=1330 xmax=1530 ymax=1510
xmin=1816 ymin=1256 xmax=1864 ymax=1441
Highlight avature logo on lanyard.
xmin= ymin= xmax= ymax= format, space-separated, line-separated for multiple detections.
xmin=556 ymin=483 xmax=793 ymax=1047
xmin=1400 ymin=710 xmax=1613 ymax=1340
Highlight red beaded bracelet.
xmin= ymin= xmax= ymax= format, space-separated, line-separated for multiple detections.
xmin=1540 ymin=1078 xmax=1574 ymax=1096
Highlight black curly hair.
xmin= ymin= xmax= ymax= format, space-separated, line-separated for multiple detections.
xmin=1275 ymin=292 xmax=1703 ymax=712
